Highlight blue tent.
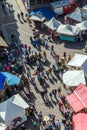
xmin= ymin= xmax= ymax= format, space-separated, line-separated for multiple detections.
xmin=1 ymin=72 xmax=20 ymax=86
xmin=29 ymin=7 xmax=57 ymax=20
xmin=0 ymin=73 xmax=6 ymax=90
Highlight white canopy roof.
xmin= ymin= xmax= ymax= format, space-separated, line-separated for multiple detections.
xmin=29 ymin=15 xmax=45 ymax=22
xmin=76 ymin=20 xmax=87 ymax=31
xmin=68 ymin=53 xmax=87 ymax=67
xmin=10 ymin=94 xmax=29 ymax=109
xmin=83 ymin=5 xmax=87 ymax=10
xmin=67 ymin=10 xmax=82 ymax=22
xmin=0 ymin=123 xmax=7 ymax=130
xmin=0 ymin=94 xmax=29 ymax=122
xmin=57 ymin=24 xmax=79 ymax=36
xmin=45 ymin=17 xmax=62 ymax=30
xmin=63 ymin=70 xmax=86 ymax=87
xmin=68 ymin=53 xmax=87 ymax=76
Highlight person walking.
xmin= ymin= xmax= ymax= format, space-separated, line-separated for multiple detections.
xmin=20 ymin=12 xmax=24 ymax=20
xmin=63 ymin=52 xmax=67 ymax=61
xmin=55 ymin=120 xmax=61 ymax=130
xmin=38 ymin=111 xmax=43 ymax=126
xmin=49 ymin=92 xmax=52 ymax=100
xmin=17 ymin=13 xmax=20 ymax=21
xmin=50 ymin=45 xmax=55 ymax=55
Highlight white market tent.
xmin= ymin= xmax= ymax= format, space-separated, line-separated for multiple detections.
xmin=45 ymin=17 xmax=62 ymax=30
xmin=67 ymin=10 xmax=82 ymax=22
xmin=83 ymin=5 xmax=87 ymax=10
xmin=0 ymin=123 xmax=8 ymax=130
xmin=76 ymin=20 xmax=87 ymax=31
xmin=0 ymin=94 xmax=29 ymax=123
xmin=68 ymin=53 xmax=87 ymax=76
xmin=63 ymin=70 xmax=86 ymax=87
xmin=57 ymin=24 xmax=79 ymax=36
xmin=29 ymin=15 xmax=45 ymax=22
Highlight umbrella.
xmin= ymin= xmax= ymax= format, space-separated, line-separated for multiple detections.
xmin=0 ymin=73 xmax=6 ymax=90
xmin=43 ymin=116 xmax=50 ymax=122
xmin=1 ymin=72 xmax=20 ymax=86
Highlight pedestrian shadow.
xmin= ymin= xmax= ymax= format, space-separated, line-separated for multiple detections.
xmin=64 ymin=41 xmax=85 ymax=50
xmin=23 ymin=116 xmax=40 ymax=130
xmin=49 ymin=78 xmax=54 ymax=85
xmin=42 ymin=59 xmax=51 ymax=67
xmin=43 ymin=80 xmax=50 ymax=88
xmin=22 ymin=18 xmax=27 ymax=23
xmin=50 ymin=75 xmax=58 ymax=83
xmin=54 ymin=72 xmax=63 ymax=83
xmin=19 ymin=20 xmax=24 ymax=24
xmin=51 ymin=98 xmax=57 ymax=106
xmin=29 ymin=92 xmax=36 ymax=104
xmin=44 ymin=98 xmax=54 ymax=109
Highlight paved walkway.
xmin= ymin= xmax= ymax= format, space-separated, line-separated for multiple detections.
xmin=1 ymin=0 xmax=87 ymax=130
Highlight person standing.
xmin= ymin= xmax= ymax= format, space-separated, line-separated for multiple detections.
xmin=63 ymin=52 xmax=67 ymax=61
xmin=20 ymin=12 xmax=24 ymax=20
xmin=49 ymin=92 xmax=52 ymax=100
xmin=50 ymin=45 xmax=55 ymax=55
xmin=38 ymin=111 xmax=43 ymax=125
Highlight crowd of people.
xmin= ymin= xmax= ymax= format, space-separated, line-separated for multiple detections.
xmin=0 ymin=1 xmax=75 ymax=130
xmin=0 ymin=36 xmax=73 ymax=130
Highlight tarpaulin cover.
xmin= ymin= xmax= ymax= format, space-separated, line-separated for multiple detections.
xmin=66 ymin=83 xmax=87 ymax=112
xmin=1 ymin=72 xmax=20 ymax=86
xmin=0 ymin=73 xmax=6 ymax=90
xmin=73 ymin=113 xmax=87 ymax=130
xmin=29 ymin=7 xmax=56 ymax=19
xmin=0 ymin=94 xmax=28 ymax=122
xmin=45 ymin=17 xmax=62 ymax=30
xmin=63 ymin=70 xmax=86 ymax=86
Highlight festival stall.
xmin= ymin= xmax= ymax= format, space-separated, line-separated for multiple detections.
xmin=56 ymin=24 xmax=79 ymax=42
xmin=0 ymin=123 xmax=9 ymax=130
xmin=29 ymin=7 xmax=57 ymax=28
xmin=66 ymin=8 xmax=82 ymax=24
xmin=81 ymin=5 xmax=87 ymax=20
xmin=76 ymin=21 xmax=87 ymax=31
xmin=44 ymin=17 xmax=62 ymax=36
xmin=76 ymin=21 xmax=87 ymax=38
xmin=0 ymin=94 xmax=29 ymax=129
xmin=29 ymin=15 xmax=45 ymax=22
xmin=63 ymin=70 xmax=86 ymax=87
xmin=67 ymin=53 xmax=87 ymax=76
xmin=73 ymin=113 xmax=87 ymax=130
xmin=66 ymin=83 xmax=87 ymax=113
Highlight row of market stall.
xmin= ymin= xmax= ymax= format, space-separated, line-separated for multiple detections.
xmin=67 ymin=83 xmax=87 ymax=130
xmin=63 ymin=53 xmax=87 ymax=87
xmin=29 ymin=5 xmax=87 ymax=42
xmin=61 ymin=53 xmax=87 ymax=130
xmin=44 ymin=17 xmax=87 ymax=42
